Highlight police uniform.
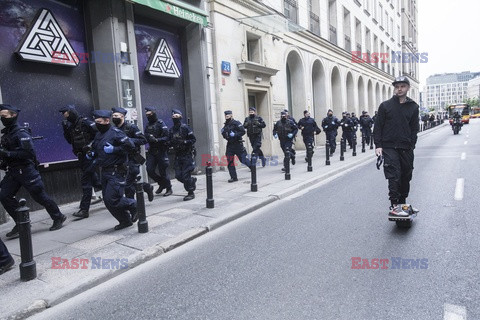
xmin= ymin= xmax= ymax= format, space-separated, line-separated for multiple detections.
xmin=283 ymin=109 xmax=297 ymax=159
xmin=340 ymin=113 xmax=355 ymax=148
xmin=0 ymin=238 xmax=14 ymax=275
xmin=359 ymin=112 xmax=374 ymax=144
xmin=59 ymin=105 xmax=101 ymax=219
xmin=0 ymin=104 xmax=66 ymax=238
xmin=144 ymin=107 xmax=172 ymax=196
xmin=243 ymin=107 xmax=266 ymax=166
xmin=321 ymin=110 xmax=340 ymax=155
xmin=111 ymin=107 xmax=153 ymax=202
xmin=298 ymin=111 xmax=321 ymax=160
xmin=169 ymin=109 xmax=197 ymax=201
xmin=222 ymin=110 xmax=251 ymax=182
xmin=90 ymin=110 xmax=137 ymax=230
xmin=273 ymin=112 xmax=298 ymax=170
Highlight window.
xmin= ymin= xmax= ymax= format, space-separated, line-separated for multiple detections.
xmin=284 ymin=0 xmax=298 ymax=24
xmin=246 ymin=33 xmax=261 ymax=64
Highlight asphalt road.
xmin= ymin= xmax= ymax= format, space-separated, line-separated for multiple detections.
xmin=30 ymin=121 xmax=479 ymax=320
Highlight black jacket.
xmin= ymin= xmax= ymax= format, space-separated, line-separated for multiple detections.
xmin=373 ymin=95 xmax=419 ymax=149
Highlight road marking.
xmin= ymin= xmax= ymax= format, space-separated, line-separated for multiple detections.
xmin=454 ymin=178 xmax=464 ymax=201
xmin=464 ymin=141 xmax=468 ymax=145
xmin=461 ymin=152 xmax=466 ymax=160
xmin=444 ymin=303 xmax=467 ymax=320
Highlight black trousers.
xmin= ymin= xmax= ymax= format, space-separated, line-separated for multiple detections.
xmin=382 ymin=148 xmax=414 ymax=204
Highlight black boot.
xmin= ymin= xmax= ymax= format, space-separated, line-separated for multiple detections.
xmin=144 ymin=184 xmax=154 ymax=202
xmin=163 ymin=188 xmax=173 ymax=197
xmin=155 ymin=186 xmax=164 ymax=194
xmin=72 ymin=209 xmax=89 ymax=219
xmin=50 ymin=214 xmax=67 ymax=231
xmin=183 ymin=191 xmax=195 ymax=201
xmin=6 ymin=225 xmax=19 ymax=239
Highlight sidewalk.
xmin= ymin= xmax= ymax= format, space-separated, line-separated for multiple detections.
xmin=0 ymin=125 xmax=445 ymax=320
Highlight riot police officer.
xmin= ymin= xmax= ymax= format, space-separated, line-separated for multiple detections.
xmin=89 ymin=110 xmax=137 ymax=230
xmin=297 ymin=110 xmax=321 ymax=162
xmin=222 ymin=110 xmax=251 ymax=182
xmin=0 ymin=238 xmax=14 ymax=275
xmin=322 ymin=109 xmax=340 ymax=155
xmin=243 ymin=107 xmax=267 ymax=167
xmin=273 ymin=111 xmax=298 ymax=171
xmin=111 ymin=107 xmax=154 ymax=202
xmin=144 ymin=107 xmax=172 ymax=196
xmin=359 ymin=111 xmax=374 ymax=145
xmin=59 ymin=105 xmax=102 ymax=219
xmin=0 ymin=104 xmax=66 ymax=238
xmin=340 ymin=112 xmax=355 ymax=149
xmin=169 ymin=109 xmax=197 ymax=201
xmin=283 ymin=109 xmax=297 ymax=159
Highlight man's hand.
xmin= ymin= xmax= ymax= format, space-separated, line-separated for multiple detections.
xmin=0 ymin=148 xmax=10 ymax=158
xmin=375 ymin=148 xmax=383 ymax=157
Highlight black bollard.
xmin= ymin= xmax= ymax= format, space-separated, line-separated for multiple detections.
xmin=250 ymin=154 xmax=258 ymax=192
xmin=135 ymin=177 xmax=148 ymax=233
xmin=361 ymin=133 xmax=366 ymax=153
xmin=307 ymin=143 xmax=313 ymax=172
xmin=16 ymin=199 xmax=36 ymax=281
xmin=284 ymin=147 xmax=291 ymax=180
xmin=206 ymin=161 xmax=214 ymax=208
xmin=340 ymin=138 xmax=345 ymax=161
xmin=325 ymin=140 xmax=330 ymax=166
xmin=370 ymin=134 xmax=374 ymax=149
xmin=352 ymin=135 xmax=357 ymax=156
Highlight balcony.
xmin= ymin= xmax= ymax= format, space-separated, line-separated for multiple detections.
xmin=329 ymin=25 xmax=337 ymax=45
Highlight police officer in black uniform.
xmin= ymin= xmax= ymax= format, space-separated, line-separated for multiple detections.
xmin=283 ymin=109 xmax=297 ymax=159
xmin=0 ymin=104 xmax=66 ymax=238
xmin=322 ymin=109 xmax=340 ymax=155
xmin=298 ymin=110 xmax=321 ymax=162
xmin=243 ymin=107 xmax=267 ymax=167
xmin=340 ymin=112 xmax=355 ymax=149
xmin=169 ymin=109 xmax=197 ymax=201
xmin=273 ymin=111 xmax=298 ymax=171
xmin=89 ymin=110 xmax=137 ymax=230
xmin=359 ymin=111 xmax=374 ymax=145
xmin=111 ymin=107 xmax=154 ymax=202
xmin=144 ymin=107 xmax=172 ymax=196
xmin=59 ymin=105 xmax=102 ymax=219
xmin=222 ymin=110 xmax=251 ymax=182
xmin=0 ymin=238 xmax=14 ymax=274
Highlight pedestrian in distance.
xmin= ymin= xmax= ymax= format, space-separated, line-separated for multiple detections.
xmin=321 ymin=109 xmax=340 ymax=155
xmin=144 ymin=107 xmax=173 ymax=196
xmin=243 ymin=107 xmax=267 ymax=167
xmin=340 ymin=112 xmax=355 ymax=149
xmin=374 ymin=76 xmax=419 ymax=213
xmin=359 ymin=111 xmax=374 ymax=145
xmin=169 ymin=109 xmax=197 ymax=201
xmin=0 ymin=104 xmax=67 ymax=238
xmin=89 ymin=110 xmax=137 ymax=230
xmin=111 ymin=107 xmax=154 ymax=202
xmin=273 ymin=111 xmax=298 ymax=171
xmin=221 ymin=110 xmax=251 ymax=182
xmin=297 ymin=110 xmax=321 ymax=162
xmin=59 ymin=104 xmax=102 ymax=219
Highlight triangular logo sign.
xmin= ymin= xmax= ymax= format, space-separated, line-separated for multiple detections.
xmin=146 ymin=39 xmax=180 ymax=78
xmin=16 ymin=8 xmax=79 ymax=67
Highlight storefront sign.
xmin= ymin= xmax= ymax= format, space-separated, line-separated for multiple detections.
xmin=16 ymin=8 xmax=78 ymax=67
xmin=131 ymin=0 xmax=208 ymax=27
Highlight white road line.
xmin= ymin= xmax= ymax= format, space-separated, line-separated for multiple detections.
xmin=461 ymin=152 xmax=466 ymax=160
xmin=444 ymin=303 xmax=467 ymax=320
xmin=464 ymin=141 xmax=468 ymax=145
xmin=454 ymin=178 xmax=464 ymax=201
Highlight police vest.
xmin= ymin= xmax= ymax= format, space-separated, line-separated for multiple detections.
xmin=71 ymin=118 xmax=90 ymax=153
xmin=245 ymin=117 xmax=262 ymax=136
xmin=277 ymin=120 xmax=294 ymax=139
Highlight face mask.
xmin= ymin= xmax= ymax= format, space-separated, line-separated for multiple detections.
xmin=112 ymin=118 xmax=122 ymax=126
xmin=67 ymin=111 xmax=78 ymax=123
xmin=95 ymin=123 xmax=110 ymax=133
xmin=147 ymin=114 xmax=157 ymax=123
xmin=328 ymin=113 xmax=333 ymax=117
xmin=225 ymin=118 xmax=232 ymax=123
xmin=172 ymin=118 xmax=181 ymax=126
xmin=281 ymin=117 xmax=286 ymax=123
xmin=249 ymin=114 xmax=255 ymax=118
xmin=1 ymin=117 xmax=17 ymax=127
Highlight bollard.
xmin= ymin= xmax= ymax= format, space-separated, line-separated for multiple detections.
xmin=325 ymin=140 xmax=330 ymax=166
xmin=135 ymin=177 xmax=149 ymax=233
xmin=340 ymin=138 xmax=345 ymax=161
xmin=352 ymin=135 xmax=357 ymax=156
xmin=370 ymin=134 xmax=374 ymax=149
xmin=307 ymin=143 xmax=313 ymax=172
xmin=250 ymin=154 xmax=258 ymax=192
xmin=361 ymin=133 xmax=366 ymax=153
xmin=284 ymin=146 xmax=291 ymax=180
xmin=206 ymin=161 xmax=214 ymax=208
xmin=16 ymin=199 xmax=36 ymax=281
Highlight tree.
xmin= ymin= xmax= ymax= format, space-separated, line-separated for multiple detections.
xmin=463 ymin=97 xmax=480 ymax=107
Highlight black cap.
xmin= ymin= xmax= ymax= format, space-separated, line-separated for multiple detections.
xmin=93 ymin=110 xmax=112 ymax=119
xmin=145 ymin=106 xmax=156 ymax=112
xmin=281 ymin=111 xmax=287 ymax=116
xmin=392 ymin=76 xmax=410 ymax=86
xmin=249 ymin=107 xmax=256 ymax=112
xmin=59 ymin=104 xmax=75 ymax=113
xmin=111 ymin=107 xmax=127 ymax=115
xmin=0 ymin=104 xmax=20 ymax=113
xmin=283 ymin=109 xmax=289 ymax=113
xmin=304 ymin=110 xmax=309 ymax=115
xmin=172 ymin=109 xmax=183 ymax=116
xmin=224 ymin=110 xmax=232 ymax=115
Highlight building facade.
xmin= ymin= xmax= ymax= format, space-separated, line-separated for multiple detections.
xmin=467 ymin=76 xmax=480 ymax=100
xmin=207 ymin=0 xmax=419 ymax=158
xmin=425 ymin=72 xmax=480 ymax=112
